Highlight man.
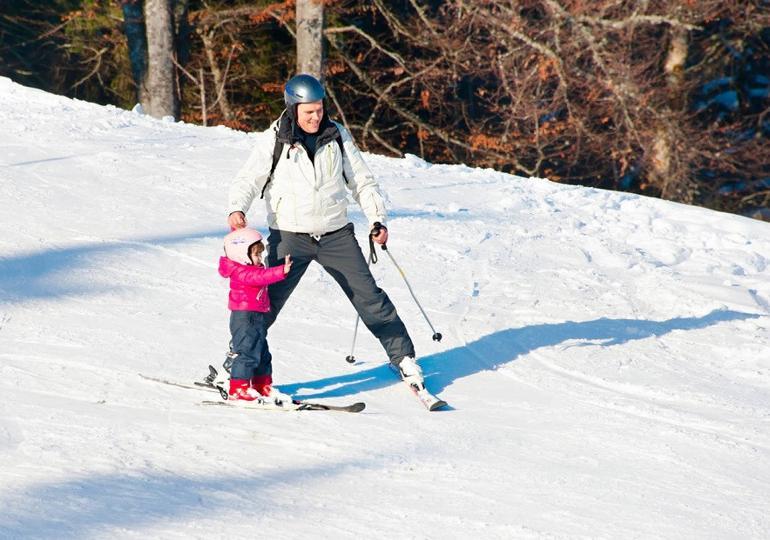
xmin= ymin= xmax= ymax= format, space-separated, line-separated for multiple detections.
xmin=226 ymin=73 xmax=424 ymax=390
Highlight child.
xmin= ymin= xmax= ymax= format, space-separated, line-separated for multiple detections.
xmin=219 ymin=228 xmax=293 ymax=403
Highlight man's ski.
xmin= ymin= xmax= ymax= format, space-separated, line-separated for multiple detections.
xmin=388 ymin=364 xmax=448 ymax=411
xmin=200 ymin=399 xmax=366 ymax=413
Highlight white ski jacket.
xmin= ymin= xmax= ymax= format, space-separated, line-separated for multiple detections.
xmin=228 ymin=117 xmax=387 ymax=236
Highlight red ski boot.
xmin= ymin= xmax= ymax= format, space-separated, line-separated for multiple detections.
xmin=229 ymin=378 xmax=263 ymax=401
xmin=251 ymin=374 xmax=293 ymax=406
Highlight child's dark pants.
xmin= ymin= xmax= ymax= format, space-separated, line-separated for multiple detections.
xmin=229 ymin=310 xmax=271 ymax=379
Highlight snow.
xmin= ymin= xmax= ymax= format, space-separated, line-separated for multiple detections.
xmin=1 ymin=76 xmax=769 ymax=539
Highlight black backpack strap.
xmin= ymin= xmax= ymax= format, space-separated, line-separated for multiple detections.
xmin=260 ymin=123 xmax=284 ymax=199
xmin=336 ymin=134 xmax=348 ymax=185
xmin=260 ymin=133 xmax=283 ymax=199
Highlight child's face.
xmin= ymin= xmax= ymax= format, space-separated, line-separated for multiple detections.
xmin=249 ymin=242 xmax=264 ymax=264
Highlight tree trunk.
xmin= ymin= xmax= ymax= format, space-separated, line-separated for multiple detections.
xmin=174 ymin=0 xmax=191 ymax=108
xmin=663 ymin=27 xmax=689 ymax=110
xmin=143 ymin=0 xmax=178 ymax=119
xmin=651 ymin=27 xmax=690 ymax=201
xmin=175 ymin=0 xmax=192 ymax=66
xmin=120 ymin=0 xmax=147 ymax=105
xmin=296 ymin=0 xmax=325 ymax=79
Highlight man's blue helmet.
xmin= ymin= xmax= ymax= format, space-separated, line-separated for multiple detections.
xmin=284 ymin=74 xmax=325 ymax=108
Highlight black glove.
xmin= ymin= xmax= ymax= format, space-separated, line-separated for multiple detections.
xmin=370 ymin=221 xmax=387 ymax=237
xmin=368 ymin=222 xmax=387 ymax=262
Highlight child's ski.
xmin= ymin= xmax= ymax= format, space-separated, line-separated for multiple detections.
xmin=200 ymin=399 xmax=366 ymax=413
xmin=139 ymin=373 xmax=365 ymax=412
xmin=388 ymin=364 xmax=448 ymax=411
xmin=138 ymin=373 xmax=218 ymax=393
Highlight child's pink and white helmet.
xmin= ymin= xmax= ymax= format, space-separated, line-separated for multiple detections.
xmin=224 ymin=228 xmax=263 ymax=265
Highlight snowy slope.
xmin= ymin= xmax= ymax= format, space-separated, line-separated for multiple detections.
xmin=1 ymin=76 xmax=769 ymax=539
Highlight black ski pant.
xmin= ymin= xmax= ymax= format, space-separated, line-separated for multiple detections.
xmin=265 ymin=222 xmax=415 ymax=363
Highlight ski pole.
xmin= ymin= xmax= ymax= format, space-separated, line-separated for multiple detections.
xmin=345 ymin=233 xmax=442 ymax=364
xmin=381 ymin=244 xmax=442 ymax=343
xmin=346 ymin=249 xmax=374 ymax=364
xmin=345 ymin=315 xmax=362 ymax=363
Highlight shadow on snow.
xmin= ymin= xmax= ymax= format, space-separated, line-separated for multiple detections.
xmin=283 ymin=308 xmax=761 ymax=400
xmin=0 ymin=229 xmax=227 ymax=304
xmin=0 ymin=459 xmax=367 ymax=539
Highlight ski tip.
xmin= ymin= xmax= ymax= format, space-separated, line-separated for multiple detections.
xmin=298 ymin=401 xmax=366 ymax=412
xmin=428 ymin=400 xmax=449 ymax=411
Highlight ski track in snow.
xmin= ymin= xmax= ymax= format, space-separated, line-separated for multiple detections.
xmin=1 ymin=77 xmax=770 ymax=539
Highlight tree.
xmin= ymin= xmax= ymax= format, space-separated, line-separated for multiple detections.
xmin=322 ymin=0 xmax=770 ymax=217
xmin=120 ymin=0 xmax=148 ymax=105
xmin=296 ymin=0 xmax=324 ymax=78
xmin=649 ymin=27 xmax=690 ymax=201
xmin=143 ymin=0 xmax=178 ymax=119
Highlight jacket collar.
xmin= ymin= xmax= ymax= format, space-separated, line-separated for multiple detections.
xmin=276 ymin=108 xmax=339 ymax=148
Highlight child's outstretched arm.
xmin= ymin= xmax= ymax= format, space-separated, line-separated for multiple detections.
xmin=230 ymin=263 xmax=286 ymax=287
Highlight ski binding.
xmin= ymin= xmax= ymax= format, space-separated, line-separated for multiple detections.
xmin=388 ymin=363 xmax=448 ymax=411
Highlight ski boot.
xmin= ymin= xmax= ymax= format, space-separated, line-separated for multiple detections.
xmin=251 ymin=374 xmax=294 ymax=407
xmin=228 ymin=378 xmax=264 ymax=402
xmin=395 ymin=356 xmax=425 ymax=389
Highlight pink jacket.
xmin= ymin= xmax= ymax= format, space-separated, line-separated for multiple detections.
xmin=218 ymin=256 xmax=286 ymax=312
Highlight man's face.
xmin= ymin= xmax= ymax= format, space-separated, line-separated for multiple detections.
xmin=296 ymin=101 xmax=324 ymax=134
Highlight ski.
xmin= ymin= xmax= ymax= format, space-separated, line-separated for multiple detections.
xmin=139 ymin=372 xmax=365 ymax=412
xmin=200 ymin=399 xmax=366 ymax=413
xmin=138 ymin=373 xmax=219 ymax=393
xmin=388 ymin=364 xmax=448 ymax=411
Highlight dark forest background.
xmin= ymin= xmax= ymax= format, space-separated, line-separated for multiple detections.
xmin=2 ymin=1 xmax=769 ymax=220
